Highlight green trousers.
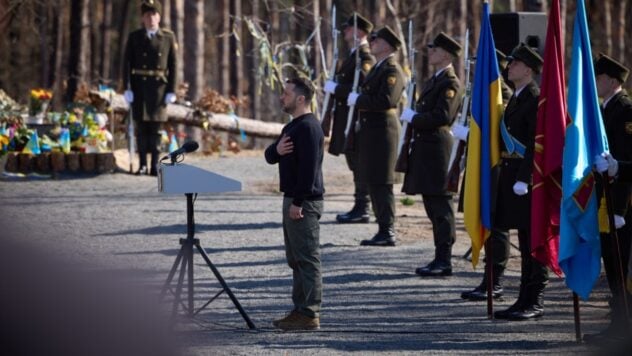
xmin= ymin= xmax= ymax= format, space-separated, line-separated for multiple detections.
xmin=282 ymin=198 xmax=324 ymax=318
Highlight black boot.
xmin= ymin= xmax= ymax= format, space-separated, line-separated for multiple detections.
xmin=494 ymin=284 xmax=528 ymax=319
xmin=461 ymin=264 xmax=504 ymax=300
xmin=415 ymin=260 xmax=452 ymax=277
xmin=336 ymin=200 xmax=370 ymax=223
xmin=360 ymin=224 xmax=395 ymax=246
xmin=149 ymin=151 xmax=159 ymax=176
xmin=508 ymin=285 xmax=544 ymax=320
xmin=461 ymin=281 xmax=503 ymax=301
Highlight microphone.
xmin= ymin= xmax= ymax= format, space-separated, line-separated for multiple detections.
xmin=161 ymin=141 xmax=199 ymax=163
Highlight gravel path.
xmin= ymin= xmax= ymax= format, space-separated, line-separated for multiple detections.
xmin=0 ymin=151 xmax=614 ymax=355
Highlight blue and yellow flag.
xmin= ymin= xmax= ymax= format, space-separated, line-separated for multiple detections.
xmin=559 ymin=0 xmax=609 ymax=300
xmin=22 ymin=130 xmax=41 ymax=155
xmin=464 ymin=1 xmax=504 ymax=267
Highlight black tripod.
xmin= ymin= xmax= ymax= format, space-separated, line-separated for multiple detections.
xmin=160 ymin=193 xmax=255 ymax=329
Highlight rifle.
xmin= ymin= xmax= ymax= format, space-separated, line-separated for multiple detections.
xmin=320 ymin=5 xmax=338 ymax=130
xmin=343 ymin=13 xmax=360 ymax=140
xmin=446 ymin=29 xmax=472 ymax=193
xmin=395 ymin=21 xmax=416 ymax=173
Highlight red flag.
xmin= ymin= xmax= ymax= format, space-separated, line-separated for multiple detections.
xmin=531 ymin=0 xmax=566 ymax=276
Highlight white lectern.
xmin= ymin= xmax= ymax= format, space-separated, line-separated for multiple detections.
xmin=157 ymin=163 xmax=255 ymax=329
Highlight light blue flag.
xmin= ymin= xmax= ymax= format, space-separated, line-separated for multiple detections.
xmin=59 ymin=128 xmax=71 ymax=154
xmin=559 ymin=0 xmax=610 ymax=300
xmin=168 ymin=134 xmax=179 ymax=153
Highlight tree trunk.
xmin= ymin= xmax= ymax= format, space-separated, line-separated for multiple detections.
xmin=171 ymin=0 xmax=184 ymax=88
xmin=231 ymin=0 xmax=244 ymax=115
xmin=184 ymin=0 xmax=204 ymax=101
xmin=602 ymin=0 xmax=612 ymax=55
xmin=100 ymin=0 xmax=112 ymax=84
xmin=66 ymin=0 xmax=89 ymax=103
xmin=52 ymin=0 xmax=66 ymax=110
xmin=116 ymin=0 xmax=131 ymax=89
xmin=613 ymin=1 xmax=626 ymax=62
xmin=161 ymin=0 xmax=170 ymax=29
xmin=220 ymin=0 xmax=230 ymax=95
xmin=252 ymin=0 xmax=261 ymax=121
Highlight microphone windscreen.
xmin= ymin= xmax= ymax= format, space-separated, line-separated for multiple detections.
xmin=182 ymin=141 xmax=199 ymax=153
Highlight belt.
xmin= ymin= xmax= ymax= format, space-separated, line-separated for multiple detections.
xmin=131 ymin=69 xmax=166 ymax=77
xmin=501 ymin=151 xmax=523 ymax=159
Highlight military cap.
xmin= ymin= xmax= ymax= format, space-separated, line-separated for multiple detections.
xmin=373 ymin=26 xmax=402 ymax=50
xmin=141 ymin=0 xmax=161 ymax=15
xmin=507 ymin=44 xmax=543 ymax=73
xmin=427 ymin=32 xmax=462 ymax=57
xmin=595 ymin=53 xmax=629 ymax=83
xmin=341 ymin=13 xmax=373 ymax=34
xmin=496 ymin=49 xmax=508 ymax=71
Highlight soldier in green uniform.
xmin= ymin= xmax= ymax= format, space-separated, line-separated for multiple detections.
xmin=398 ymin=32 xmax=462 ymax=276
xmin=322 ymin=13 xmax=375 ymax=224
xmin=347 ymin=27 xmax=406 ymax=246
xmin=123 ymin=0 xmax=177 ymax=176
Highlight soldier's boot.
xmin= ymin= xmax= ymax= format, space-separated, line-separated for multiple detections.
xmin=360 ymin=224 xmax=396 ymax=246
xmin=508 ymin=283 xmax=545 ymax=320
xmin=336 ymin=199 xmax=370 ymax=223
xmin=149 ymin=151 xmax=159 ymax=176
xmin=461 ymin=264 xmax=504 ymax=301
xmin=494 ymin=283 xmax=528 ymax=319
xmin=136 ymin=151 xmax=148 ymax=175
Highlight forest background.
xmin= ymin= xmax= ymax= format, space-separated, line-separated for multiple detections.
xmin=1 ymin=0 xmax=630 ymax=123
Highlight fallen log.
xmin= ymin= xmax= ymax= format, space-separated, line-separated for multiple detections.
xmin=101 ymin=91 xmax=284 ymax=139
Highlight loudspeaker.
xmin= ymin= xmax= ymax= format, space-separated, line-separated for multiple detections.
xmin=490 ymin=12 xmax=547 ymax=57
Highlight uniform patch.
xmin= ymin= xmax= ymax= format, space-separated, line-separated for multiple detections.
xmin=387 ymin=76 xmax=397 ymax=86
xmin=626 ymin=122 xmax=632 ymax=134
xmin=445 ymin=89 xmax=456 ymax=98
xmin=363 ymin=63 xmax=372 ymax=72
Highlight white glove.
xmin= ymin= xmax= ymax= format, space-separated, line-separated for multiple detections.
xmin=451 ymin=123 xmax=469 ymax=141
xmin=400 ymin=108 xmax=417 ymax=123
xmin=165 ymin=92 xmax=177 ymax=104
xmin=323 ymin=80 xmax=337 ymax=94
xmin=513 ymin=181 xmax=529 ymax=196
xmin=124 ymin=90 xmax=134 ymax=104
xmin=606 ymin=154 xmax=619 ymax=177
xmin=614 ymin=215 xmax=626 ymax=229
xmin=347 ymin=92 xmax=359 ymax=106
xmin=594 ymin=154 xmax=608 ymax=173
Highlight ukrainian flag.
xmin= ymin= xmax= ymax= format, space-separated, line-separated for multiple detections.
xmin=464 ymin=1 xmax=503 ymax=267
xmin=559 ymin=0 xmax=609 ymax=300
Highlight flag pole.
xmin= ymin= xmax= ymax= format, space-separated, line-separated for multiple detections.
xmin=572 ymin=292 xmax=581 ymax=342
xmin=486 ymin=238 xmax=494 ymax=318
xmin=601 ymin=172 xmax=631 ymax=318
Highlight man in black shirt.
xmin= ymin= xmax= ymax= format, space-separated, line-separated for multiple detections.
xmin=265 ymin=77 xmax=325 ymax=331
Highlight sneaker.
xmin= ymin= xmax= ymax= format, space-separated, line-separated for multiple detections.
xmin=274 ymin=310 xmax=320 ymax=331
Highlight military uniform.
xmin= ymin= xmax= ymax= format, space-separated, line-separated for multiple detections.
xmin=353 ymin=27 xmax=406 ymax=245
xmin=399 ymin=65 xmax=461 ymax=267
xmin=328 ymin=43 xmax=375 ymax=222
xmin=493 ymin=46 xmax=549 ymax=321
xmin=396 ymin=32 xmax=462 ymax=275
xmin=595 ymin=54 xmax=632 ymax=333
xmin=123 ymin=3 xmax=177 ymax=175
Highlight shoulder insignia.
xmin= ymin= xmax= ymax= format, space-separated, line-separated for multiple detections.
xmin=625 ymin=122 xmax=632 ymax=134
xmin=387 ymin=75 xmax=397 ymax=86
xmin=445 ymin=89 xmax=456 ymax=99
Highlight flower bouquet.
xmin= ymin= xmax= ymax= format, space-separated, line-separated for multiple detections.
xmin=28 ymin=88 xmax=53 ymax=124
